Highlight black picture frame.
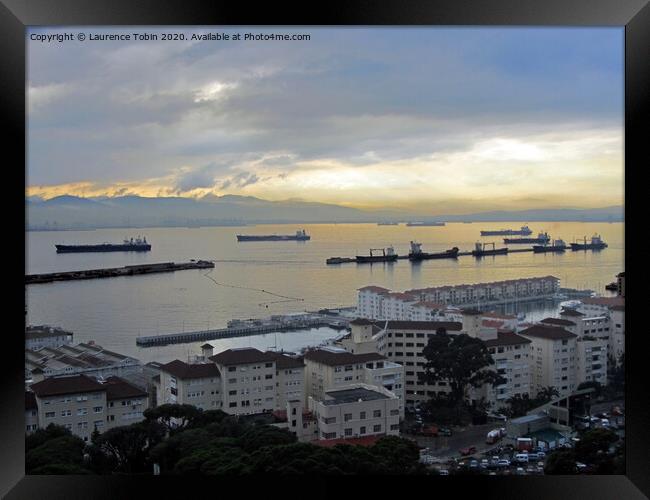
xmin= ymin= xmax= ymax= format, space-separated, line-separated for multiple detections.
xmin=3 ymin=0 xmax=647 ymax=498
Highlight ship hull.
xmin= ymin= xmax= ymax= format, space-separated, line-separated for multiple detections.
xmin=533 ymin=246 xmax=566 ymax=253
xmin=504 ymin=238 xmax=550 ymax=244
xmin=237 ymin=235 xmax=310 ymax=241
xmin=409 ymin=249 xmax=459 ymax=261
xmin=481 ymin=230 xmax=532 ymax=236
xmin=406 ymin=223 xmax=445 ymax=227
xmin=570 ymin=243 xmax=607 ymax=251
xmin=356 ymin=255 xmax=398 ymax=263
xmin=55 ymin=244 xmax=151 ymax=253
xmin=472 ymin=248 xmax=508 ymax=257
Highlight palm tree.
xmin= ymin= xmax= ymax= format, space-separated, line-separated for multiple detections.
xmin=536 ymin=386 xmax=560 ymax=403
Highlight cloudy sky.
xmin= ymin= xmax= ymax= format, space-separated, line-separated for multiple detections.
xmin=27 ymin=27 xmax=623 ymax=213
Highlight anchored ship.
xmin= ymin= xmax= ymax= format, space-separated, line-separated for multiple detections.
xmin=408 ymin=241 xmax=459 ymax=261
xmin=377 ymin=222 xmax=399 ymax=226
xmin=356 ymin=246 xmax=398 ymax=263
xmin=533 ymin=239 xmax=567 ymax=253
xmin=481 ymin=225 xmax=532 ymax=236
xmin=471 ymin=242 xmax=508 ymax=257
xmin=236 ymin=229 xmax=310 ymax=242
xmin=504 ymin=232 xmax=551 ymax=244
xmin=55 ymin=236 xmax=151 ymax=253
xmin=570 ymin=234 xmax=608 ymax=251
xmin=406 ymin=221 xmax=445 ymax=227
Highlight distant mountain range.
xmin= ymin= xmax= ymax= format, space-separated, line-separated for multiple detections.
xmin=25 ymin=194 xmax=624 ymax=230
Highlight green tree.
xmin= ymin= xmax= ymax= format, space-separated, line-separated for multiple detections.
xmin=25 ymin=423 xmax=71 ymax=452
xmin=92 ymin=422 xmax=161 ymax=473
xmin=420 ymin=331 xmax=505 ymax=404
xmin=26 ymin=435 xmax=87 ymax=474
xmin=536 ymin=386 xmax=560 ymax=403
xmin=143 ymin=404 xmax=202 ymax=434
xmin=503 ymin=393 xmax=537 ymax=418
xmin=544 ymin=449 xmax=577 ymax=474
xmin=574 ymin=428 xmax=619 ymax=465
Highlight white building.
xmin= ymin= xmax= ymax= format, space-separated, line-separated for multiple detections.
xmin=518 ymin=325 xmax=578 ymax=397
xmin=28 ymin=374 xmax=149 ymax=442
xmin=308 ymin=384 xmax=400 ymax=441
xmin=154 ymin=359 xmax=222 ymax=410
xmin=26 ymin=325 xmax=73 ymax=351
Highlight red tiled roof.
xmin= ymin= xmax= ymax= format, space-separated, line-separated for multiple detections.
xmin=160 ymin=360 xmax=220 ymax=379
xmin=381 ymin=320 xmax=462 ymax=331
xmin=484 ymin=331 xmax=532 ymax=347
xmin=519 ymin=325 xmax=577 ymax=341
xmin=313 ymin=435 xmax=382 ymax=447
xmin=104 ymin=376 xmax=148 ymax=401
xmin=266 ymin=352 xmax=305 ymax=369
xmin=209 ymin=348 xmax=278 ymax=366
xmin=31 ymin=374 xmax=105 ymax=397
xmin=303 ymin=349 xmax=385 ymax=366
xmin=541 ymin=318 xmax=576 ymax=327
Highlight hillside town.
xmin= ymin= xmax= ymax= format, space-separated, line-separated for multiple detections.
xmin=25 ymin=274 xmax=625 ymax=475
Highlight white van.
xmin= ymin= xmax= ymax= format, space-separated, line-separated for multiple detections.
xmin=514 ymin=453 xmax=529 ymax=464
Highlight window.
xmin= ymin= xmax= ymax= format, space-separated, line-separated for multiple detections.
xmin=228 ymin=366 xmax=236 ymax=372
xmin=77 ymin=408 xmax=88 ymax=416
xmin=45 ymin=412 xmax=55 ymax=418
xmin=344 ymin=413 xmax=352 ymax=422
xmin=228 ymin=378 xmax=237 ymax=383
xmin=265 ymin=374 xmax=273 ymax=379
xmin=359 ymin=411 xmax=366 ymax=420
xmin=345 ymin=428 xmax=353 ymax=437
xmin=265 ymin=362 xmax=273 ymax=368
xmin=360 ymin=426 xmax=366 ymax=435
xmin=229 ymin=402 xmax=237 ymax=408
xmin=93 ymin=406 xmax=103 ymax=413
xmin=60 ymin=410 xmax=71 ymax=417
xmin=373 ymin=410 xmax=381 ymax=418
xmin=373 ymin=424 xmax=382 ymax=433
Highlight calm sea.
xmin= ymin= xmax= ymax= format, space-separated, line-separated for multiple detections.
xmin=26 ymin=222 xmax=623 ymax=363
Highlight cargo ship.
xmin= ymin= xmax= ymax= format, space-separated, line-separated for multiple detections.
xmin=408 ymin=241 xmax=459 ymax=261
xmin=504 ymin=232 xmax=551 ymax=244
xmin=55 ymin=236 xmax=151 ymax=253
xmin=356 ymin=246 xmax=398 ymax=263
xmin=533 ymin=239 xmax=567 ymax=253
xmin=570 ymin=234 xmax=608 ymax=251
xmin=480 ymin=225 xmax=532 ymax=236
xmin=471 ymin=242 xmax=508 ymax=257
xmin=236 ymin=229 xmax=310 ymax=242
xmin=377 ymin=222 xmax=399 ymax=226
xmin=406 ymin=221 xmax=445 ymax=226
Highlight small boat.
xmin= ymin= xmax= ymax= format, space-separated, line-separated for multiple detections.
xmin=408 ymin=241 xmax=459 ymax=261
xmin=356 ymin=246 xmax=398 ymax=263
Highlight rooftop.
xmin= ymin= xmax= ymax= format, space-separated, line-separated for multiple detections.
xmin=581 ymin=297 xmax=625 ymax=308
xmin=266 ymin=352 xmax=305 ymax=369
xmin=484 ymin=331 xmax=532 ymax=348
xmin=103 ymin=376 xmax=148 ymax=400
xmin=160 ymin=360 xmax=220 ymax=379
xmin=540 ymin=317 xmax=576 ymax=327
xmin=26 ymin=325 xmax=73 ymax=340
xmin=518 ymin=325 xmax=577 ymax=341
xmin=380 ymin=320 xmax=463 ymax=332
xmin=322 ymin=387 xmax=391 ymax=406
xmin=349 ymin=318 xmax=374 ymax=326
xmin=303 ymin=349 xmax=385 ymax=367
xmin=209 ymin=347 xmax=278 ymax=366
xmin=31 ymin=374 xmax=105 ymax=397
xmin=560 ymin=308 xmax=585 ymax=317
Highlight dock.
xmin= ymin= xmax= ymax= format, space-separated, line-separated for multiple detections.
xmin=25 ymin=260 xmax=215 ymax=285
xmin=136 ymin=315 xmax=350 ymax=347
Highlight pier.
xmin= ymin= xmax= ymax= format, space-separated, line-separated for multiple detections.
xmin=136 ymin=314 xmax=350 ymax=347
xmin=26 ymin=260 xmax=215 ymax=285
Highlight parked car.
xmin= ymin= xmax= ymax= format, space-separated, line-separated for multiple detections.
xmin=438 ymin=427 xmax=452 ymax=437
xmin=514 ymin=453 xmax=529 ymax=464
xmin=527 ymin=452 xmax=539 ymax=461
xmin=497 ymin=459 xmax=511 ymax=468
xmin=460 ymin=446 xmax=477 ymax=456
xmin=536 ymin=451 xmax=546 ymax=459
xmin=439 ymin=469 xmax=449 ymax=476
xmin=515 ymin=467 xmax=526 ymax=475
xmin=480 ymin=459 xmax=489 ymax=468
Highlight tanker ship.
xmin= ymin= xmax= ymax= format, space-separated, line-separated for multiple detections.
xmin=55 ymin=236 xmax=151 ymax=253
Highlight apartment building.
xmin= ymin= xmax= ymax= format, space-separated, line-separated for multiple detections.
xmin=518 ymin=325 xmax=578 ymax=397
xmin=209 ymin=348 xmax=279 ymax=415
xmin=28 ymin=374 xmax=148 ymax=441
xmin=302 ymin=347 xmax=404 ymax=415
xmin=25 ymin=392 xmax=38 ymax=433
xmin=154 ymin=360 xmax=221 ymax=410
xmin=271 ymin=353 xmax=305 ymax=410
xmin=308 ymin=385 xmax=400 ymax=441
xmin=25 ymin=342 xmax=142 ymax=388
xmin=575 ymin=297 xmax=625 ymax=365
xmin=356 ymin=277 xmax=560 ymax=320
xmin=26 ymin=325 xmax=73 ymax=351
xmin=575 ymin=336 xmax=608 ymax=386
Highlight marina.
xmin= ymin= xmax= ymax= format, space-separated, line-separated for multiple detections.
xmin=136 ymin=313 xmax=350 ymax=347
xmin=26 ymin=260 xmax=215 ymax=284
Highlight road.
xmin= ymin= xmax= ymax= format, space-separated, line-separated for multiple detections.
xmin=408 ymin=423 xmax=497 ymax=458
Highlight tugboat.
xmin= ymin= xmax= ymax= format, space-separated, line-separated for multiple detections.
xmin=504 ymin=232 xmax=551 ymax=244
xmin=55 ymin=236 xmax=151 ymax=253
xmin=533 ymin=239 xmax=567 ymax=253
xmin=471 ymin=242 xmax=508 ymax=257
xmin=408 ymin=241 xmax=459 ymax=261
xmin=236 ymin=229 xmax=310 ymax=241
xmin=356 ymin=246 xmax=398 ymax=263
xmin=570 ymin=234 xmax=608 ymax=251
xmin=481 ymin=225 xmax=532 ymax=236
